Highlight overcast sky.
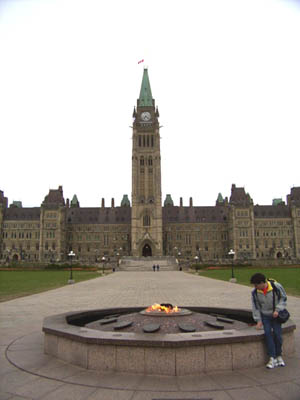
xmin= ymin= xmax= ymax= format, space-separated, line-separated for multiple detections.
xmin=1 ymin=0 xmax=299 ymax=208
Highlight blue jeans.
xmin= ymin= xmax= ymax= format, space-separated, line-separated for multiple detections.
xmin=262 ymin=315 xmax=283 ymax=358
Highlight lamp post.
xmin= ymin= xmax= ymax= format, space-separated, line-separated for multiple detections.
xmin=228 ymin=249 xmax=236 ymax=282
xmin=6 ymin=248 xmax=11 ymax=264
xmin=194 ymin=255 xmax=199 ymax=273
xmin=101 ymin=256 xmax=106 ymax=275
xmin=68 ymin=250 xmax=75 ymax=284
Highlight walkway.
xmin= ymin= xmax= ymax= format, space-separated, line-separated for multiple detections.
xmin=1 ymin=271 xmax=299 ymax=400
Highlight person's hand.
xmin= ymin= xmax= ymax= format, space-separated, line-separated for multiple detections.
xmin=273 ymin=311 xmax=279 ymax=318
xmin=255 ymin=321 xmax=263 ymax=330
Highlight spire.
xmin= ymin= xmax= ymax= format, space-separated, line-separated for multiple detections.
xmin=139 ymin=68 xmax=153 ymax=107
xmin=71 ymin=194 xmax=80 ymax=208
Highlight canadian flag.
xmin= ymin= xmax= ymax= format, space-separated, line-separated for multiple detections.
xmin=138 ymin=59 xmax=144 ymax=64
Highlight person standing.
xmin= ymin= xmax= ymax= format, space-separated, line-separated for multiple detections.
xmin=250 ymin=273 xmax=287 ymax=369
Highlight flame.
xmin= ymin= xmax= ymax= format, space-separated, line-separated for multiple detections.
xmin=145 ymin=303 xmax=179 ymax=314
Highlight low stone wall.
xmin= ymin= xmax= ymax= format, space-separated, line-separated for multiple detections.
xmin=43 ymin=308 xmax=296 ymax=376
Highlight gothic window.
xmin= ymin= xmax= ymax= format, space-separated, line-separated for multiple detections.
xmin=140 ymin=157 xmax=144 ymax=166
xmin=148 ymin=156 xmax=152 ymax=166
xmin=143 ymin=136 xmax=146 ymax=146
xmin=138 ymin=135 xmax=142 ymax=147
xmin=151 ymin=135 xmax=154 ymax=147
xmin=147 ymin=135 xmax=150 ymax=147
xmin=143 ymin=215 xmax=150 ymax=226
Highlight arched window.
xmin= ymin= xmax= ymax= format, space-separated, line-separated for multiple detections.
xmin=143 ymin=215 xmax=150 ymax=226
xmin=140 ymin=157 xmax=144 ymax=166
xmin=148 ymin=156 xmax=152 ymax=166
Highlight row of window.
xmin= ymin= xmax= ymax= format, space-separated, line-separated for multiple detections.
xmin=140 ymin=156 xmax=153 ymax=166
xmin=256 ymin=220 xmax=291 ymax=227
xmin=237 ymin=240 xmax=294 ymax=249
xmin=138 ymin=135 xmax=155 ymax=147
xmin=45 ymin=212 xmax=57 ymax=219
xmin=255 ymin=230 xmax=292 ymax=237
xmin=236 ymin=210 xmax=249 ymax=217
xmin=2 ymin=232 xmax=39 ymax=239
xmin=167 ymin=232 xmax=228 ymax=241
xmin=3 ymin=223 xmax=40 ymax=229
xmin=68 ymin=225 xmax=129 ymax=233
xmin=140 ymin=167 xmax=153 ymax=174
xmin=68 ymin=233 xmax=130 ymax=242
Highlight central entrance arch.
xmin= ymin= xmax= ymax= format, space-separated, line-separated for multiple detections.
xmin=142 ymin=244 xmax=152 ymax=257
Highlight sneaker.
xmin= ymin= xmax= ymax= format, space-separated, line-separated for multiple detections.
xmin=276 ymin=356 xmax=285 ymax=367
xmin=266 ymin=357 xmax=277 ymax=369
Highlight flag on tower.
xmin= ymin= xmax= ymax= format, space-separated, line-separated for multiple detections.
xmin=138 ymin=59 xmax=144 ymax=64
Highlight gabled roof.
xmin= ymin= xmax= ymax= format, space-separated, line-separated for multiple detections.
xmin=42 ymin=186 xmax=65 ymax=207
xmin=66 ymin=207 xmax=131 ymax=224
xmin=163 ymin=206 xmax=229 ymax=223
xmin=4 ymin=208 xmax=40 ymax=220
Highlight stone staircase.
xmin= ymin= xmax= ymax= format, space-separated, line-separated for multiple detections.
xmin=118 ymin=256 xmax=179 ymax=271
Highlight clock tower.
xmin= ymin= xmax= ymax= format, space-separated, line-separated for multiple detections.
xmin=131 ymin=68 xmax=163 ymax=256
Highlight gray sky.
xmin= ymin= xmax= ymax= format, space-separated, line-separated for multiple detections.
xmin=1 ymin=0 xmax=300 ymax=208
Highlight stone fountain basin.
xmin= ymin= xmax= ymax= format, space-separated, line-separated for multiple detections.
xmin=43 ymin=306 xmax=296 ymax=376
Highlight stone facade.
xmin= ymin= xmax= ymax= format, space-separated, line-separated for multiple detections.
xmin=1 ymin=70 xmax=300 ymax=264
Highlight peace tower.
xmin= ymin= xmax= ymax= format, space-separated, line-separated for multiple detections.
xmin=131 ymin=68 xmax=163 ymax=256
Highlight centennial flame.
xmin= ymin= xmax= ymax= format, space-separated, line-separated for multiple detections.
xmin=145 ymin=303 xmax=179 ymax=314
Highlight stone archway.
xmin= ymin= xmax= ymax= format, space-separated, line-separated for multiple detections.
xmin=142 ymin=244 xmax=152 ymax=257
xmin=12 ymin=254 xmax=19 ymax=262
xmin=277 ymin=251 xmax=283 ymax=259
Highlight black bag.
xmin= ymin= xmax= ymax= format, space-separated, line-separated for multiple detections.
xmin=277 ymin=309 xmax=290 ymax=324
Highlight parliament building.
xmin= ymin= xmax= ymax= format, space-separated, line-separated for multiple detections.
xmin=1 ymin=69 xmax=300 ymax=264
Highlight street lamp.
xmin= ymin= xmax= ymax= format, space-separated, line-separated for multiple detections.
xmin=194 ymin=255 xmax=199 ymax=273
xmin=228 ymin=249 xmax=236 ymax=282
xmin=101 ymin=256 xmax=106 ymax=274
xmin=68 ymin=250 xmax=75 ymax=284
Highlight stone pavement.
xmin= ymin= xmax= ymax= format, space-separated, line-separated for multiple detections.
xmin=0 ymin=271 xmax=299 ymax=400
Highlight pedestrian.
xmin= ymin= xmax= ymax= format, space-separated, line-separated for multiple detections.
xmin=250 ymin=273 xmax=287 ymax=369
xmin=152 ymin=264 xmax=155 ymax=271
xmin=156 ymin=264 xmax=159 ymax=271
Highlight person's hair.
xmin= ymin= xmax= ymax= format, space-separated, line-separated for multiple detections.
xmin=250 ymin=273 xmax=266 ymax=285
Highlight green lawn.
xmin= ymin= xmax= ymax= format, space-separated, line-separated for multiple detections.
xmin=0 ymin=270 xmax=101 ymax=302
xmin=196 ymin=267 xmax=300 ymax=297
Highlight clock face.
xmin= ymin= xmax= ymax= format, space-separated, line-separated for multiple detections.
xmin=141 ymin=111 xmax=151 ymax=121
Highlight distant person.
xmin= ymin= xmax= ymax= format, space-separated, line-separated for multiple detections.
xmin=250 ymin=273 xmax=287 ymax=369
xmin=152 ymin=264 xmax=155 ymax=272
xmin=156 ymin=264 xmax=159 ymax=271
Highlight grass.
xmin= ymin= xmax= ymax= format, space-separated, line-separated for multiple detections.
xmin=0 ymin=270 xmax=101 ymax=302
xmin=196 ymin=267 xmax=300 ymax=297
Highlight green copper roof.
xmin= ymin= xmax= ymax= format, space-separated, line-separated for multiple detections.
xmin=139 ymin=68 xmax=153 ymax=107
xmin=164 ymin=194 xmax=174 ymax=206
xmin=272 ymin=198 xmax=284 ymax=206
xmin=121 ymin=194 xmax=130 ymax=207
xmin=71 ymin=194 xmax=79 ymax=207
xmin=217 ymin=193 xmax=224 ymax=203
xmin=12 ymin=201 xmax=22 ymax=208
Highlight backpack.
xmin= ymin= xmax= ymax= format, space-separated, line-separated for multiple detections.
xmin=251 ymin=279 xmax=284 ymax=310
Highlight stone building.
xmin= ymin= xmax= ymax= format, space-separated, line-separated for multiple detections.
xmin=1 ymin=69 xmax=300 ymax=264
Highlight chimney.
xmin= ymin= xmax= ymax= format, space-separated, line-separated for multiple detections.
xmin=101 ymin=198 xmax=105 ymax=208
xmin=180 ymin=197 xmax=183 ymax=207
xmin=111 ymin=198 xmax=115 ymax=208
xmin=189 ymin=197 xmax=193 ymax=207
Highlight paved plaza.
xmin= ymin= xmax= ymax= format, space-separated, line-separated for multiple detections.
xmin=0 ymin=270 xmax=299 ymax=400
